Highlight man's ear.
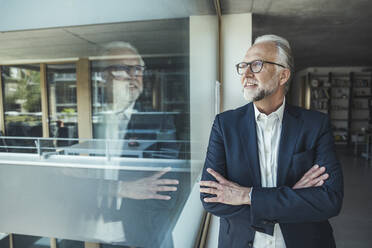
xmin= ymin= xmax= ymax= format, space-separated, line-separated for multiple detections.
xmin=279 ymin=68 xmax=291 ymax=86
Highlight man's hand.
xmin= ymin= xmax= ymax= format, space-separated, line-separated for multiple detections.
xmin=118 ymin=167 xmax=179 ymax=200
xmin=200 ymin=168 xmax=252 ymax=205
xmin=293 ymin=164 xmax=329 ymax=189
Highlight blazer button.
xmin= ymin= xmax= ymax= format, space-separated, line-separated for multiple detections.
xmin=262 ymin=220 xmax=268 ymax=224
xmin=248 ymin=241 xmax=253 ymax=247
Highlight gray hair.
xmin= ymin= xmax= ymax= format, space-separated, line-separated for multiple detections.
xmin=100 ymin=41 xmax=145 ymax=66
xmin=254 ymin=34 xmax=294 ymax=93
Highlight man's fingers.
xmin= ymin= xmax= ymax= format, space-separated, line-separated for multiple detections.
xmin=303 ymin=164 xmax=319 ymax=177
xmin=156 ymin=186 xmax=178 ymax=192
xmin=200 ymin=180 xmax=221 ymax=189
xmin=206 ymin=168 xmax=227 ymax=183
xmin=200 ymin=187 xmax=218 ymax=195
xmin=311 ymin=173 xmax=329 ymax=186
xmin=315 ymin=180 xmax=324 ymax=187
xmin=308 ymin=166 xmax=326 ymax=180
xmin=156 ymin=179 xmax=179 ymax=185
xmin=294 ymin=172 xmax=329 ymax=189
xmin=203 ymin=197 xmax=219 ymax=203
xmin=152 ymin=194 xmax=172 ymax=200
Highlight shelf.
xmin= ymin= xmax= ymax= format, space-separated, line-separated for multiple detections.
xmin=331 ymin=118 xmax=348 ymax=121
xmin=335 ymin=141 xmax=348 ymax=144
xmin=352 ymin=108 xmax=369 ymax=110
xmin=353 ymin=95 xmax=372 ymax=98
xmin=332 ymin=97 xmax=349 ymax=100
xmin=334 ymin=130 xmax=348 ymax=133
xmin=352 ymin=119 xmax=369 ymax=121
xmin=332 ymin=86 xmax=350 ymax=88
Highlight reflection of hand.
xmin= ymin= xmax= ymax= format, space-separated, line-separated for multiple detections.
xmin=200 ymin=168 xmax=251 ymax=205
xmin=292 ymin=164 xmax=329 ymax=189
xmin=117 ymin=167 xmax=179 ymax=200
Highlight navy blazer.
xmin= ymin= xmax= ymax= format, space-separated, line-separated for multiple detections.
xmin=201 ymin=102 xmax=344 ymax=248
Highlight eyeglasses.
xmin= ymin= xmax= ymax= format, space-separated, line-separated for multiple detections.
xmin=104 ymin=65 xmax=146 ymax=79
xmin=235 ymin=60 xmax=286 ymax=75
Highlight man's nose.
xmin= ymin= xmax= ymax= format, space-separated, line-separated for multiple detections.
xmin=243 ymin=66 xmax=254 ymax=78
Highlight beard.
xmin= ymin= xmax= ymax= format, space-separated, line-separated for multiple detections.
xmin=112 ymin=79 xmax=143 ymax=111
xmin=242 ymin=75 xmax=279 ymax=102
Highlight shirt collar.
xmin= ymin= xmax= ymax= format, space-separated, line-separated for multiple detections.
xmin=114 ymin=102 xmax=136 ymax=119
xmin=253 ymin=97 xmax=285 ymax=123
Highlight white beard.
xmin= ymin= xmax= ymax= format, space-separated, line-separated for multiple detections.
xmin=112 ymin=80 xmax=142 ymax=111
xmin=242 ymin=74 xmax=279 ymax=102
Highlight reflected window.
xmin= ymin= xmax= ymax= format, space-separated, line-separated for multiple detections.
xmin=1 ymin=65 xmax=42 ymax=152
xmin=47 ymin=63 xmax=78 ymax=146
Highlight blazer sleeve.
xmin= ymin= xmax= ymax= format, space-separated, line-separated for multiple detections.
xmin=200 ymin=115 xmax=251 ymax=219
xmin=250 ymin=115 xmax=344 ymax=226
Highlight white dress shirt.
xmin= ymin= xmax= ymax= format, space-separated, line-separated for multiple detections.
xmin=252 ymin=98 xmax=286 ymax=248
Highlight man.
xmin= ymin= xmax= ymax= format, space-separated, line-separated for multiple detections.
xmin=93 ymin=42 xmax=189 ymax=248
xmin=200 ymin=34 xmax=343 ymax=248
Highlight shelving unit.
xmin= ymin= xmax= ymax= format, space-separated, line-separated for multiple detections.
xmin=307 ymin=72 xmax=372 ymax=146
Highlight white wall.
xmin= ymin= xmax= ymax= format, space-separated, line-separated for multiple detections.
xmin=221 ymin=13 xmax=252 ymax=111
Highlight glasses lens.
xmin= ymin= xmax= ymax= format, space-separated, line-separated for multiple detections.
xmin=107 ymin=65 xmax=144 ymax=79
xmin=251 ymin=60 xmax=263 ymax=73
xmin=237 ymin=63 xmax=247 ymax=75
xmin=133 ymin=65 xmax=145 ymax=76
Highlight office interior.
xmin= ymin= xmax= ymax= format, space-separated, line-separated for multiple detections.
xmin=0 ymin=0 xmax=371 ymax=248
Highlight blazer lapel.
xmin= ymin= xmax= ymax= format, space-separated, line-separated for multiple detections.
xmin=239 ymin=103 xmax=262 ymax=187
xmin=277 ymin=104 xmax=303 ymax=186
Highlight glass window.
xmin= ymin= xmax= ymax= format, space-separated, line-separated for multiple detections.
xmin=1 ymin=64 xmax=42 ymax=152
xmin=47 ymin=63 xmax=78 ymax=147
xmin=0 ymin=15 xmax=217 ymax=248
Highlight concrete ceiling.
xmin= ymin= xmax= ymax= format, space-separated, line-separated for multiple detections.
xmin=1 ymin=0 xmax=372 ymax=71
xmin=0 ymin=18 xmax=189 ymax=64
xmin=221 ymin=0 xmax=372 ymax=71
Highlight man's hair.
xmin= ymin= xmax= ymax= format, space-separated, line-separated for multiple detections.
xmin=100 ymin=41 xmax=145 ymax=66
xmin=253 ymin=34 xmax=294 ymax=94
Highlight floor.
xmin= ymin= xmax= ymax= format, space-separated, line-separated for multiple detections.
xmin=331 ymin=148 xmax=372 ymax=248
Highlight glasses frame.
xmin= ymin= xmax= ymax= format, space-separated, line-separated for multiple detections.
xmin=235 ymin=60 xmax=286 ymax=75
xmin=104 ymin=64 xmax=146 ymax=79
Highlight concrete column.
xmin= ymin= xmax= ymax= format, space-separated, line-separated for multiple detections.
xmin=221 ymin=13 xmax=252 ymax=111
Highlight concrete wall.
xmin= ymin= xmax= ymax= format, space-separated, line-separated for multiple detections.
xmin=221 ymin=13 xmax=252 ymax=111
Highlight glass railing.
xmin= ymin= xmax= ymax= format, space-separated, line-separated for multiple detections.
xmin=0 ymin=136 xmax=193 ymax=247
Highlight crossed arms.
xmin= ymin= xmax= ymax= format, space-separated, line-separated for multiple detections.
xmin=200 ymin=115 xmax=343 ymax=227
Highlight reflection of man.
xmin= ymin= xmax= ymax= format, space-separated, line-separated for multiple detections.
xmin=200 ymin=35 xmax=343 ymax=248
xmin=96 ymin=41 xmax=179 ymax=200
xmin=94 ymin=42 xmax=187 ymax=248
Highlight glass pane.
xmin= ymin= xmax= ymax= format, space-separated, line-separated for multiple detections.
xmin=87 ymin=20 xmax=191 ymax=247
xmin=0 ymin=16 xmax=217 ymax=248
xmin=47 ymin=63 xmax=78 ymax=147
xmin=2 ymin=65 xmax=42 ymax=153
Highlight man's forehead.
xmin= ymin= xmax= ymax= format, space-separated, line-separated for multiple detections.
xmin=102 ymin=49 xmax=141 ymax=66
xmin=243 ymin=42 xmax=277 ymax=61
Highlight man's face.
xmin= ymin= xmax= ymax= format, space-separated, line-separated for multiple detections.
xmin=240 ymin=42 xmax=281 ymax=102
xmin=104 ymin=49 xmax=144 ymax=111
